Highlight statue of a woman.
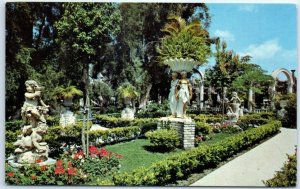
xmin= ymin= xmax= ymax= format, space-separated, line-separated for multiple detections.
xmin=175 ymin=71 xmax=193 ymax=118
xmin=168 ymin=72 xmax=179 ymax=117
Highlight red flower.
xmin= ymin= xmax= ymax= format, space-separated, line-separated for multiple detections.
xmin=99 ymin=148 xmax=108 ymax=157
xmin=40 ymin=165 xmax=47 ymax=171
xmin=67 ymin=161 xmax=72 ymax=168
xmin=31 ymin=175 xmax=37 ymax=180
xmin=7 ymin=172 xmax=14 ymax=177
xmin=73 ymin=151 xmax=84 ymax=160
xmin=56 ymin=160 xmax=63 ymax=167
xmin=54 ymin=167 xmax=65 ymax=175
xmin=89 ymin=146 xmax=98 ymax=155
xmin=118 ymin=154 xmax=123 ymax=159
xmin=35 ymin=159 xmax=42 ymax=163
xmin=67 ymin=168 xmax=76 ymax=175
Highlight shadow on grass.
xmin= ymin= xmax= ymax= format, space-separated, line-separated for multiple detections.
xmin=143 ymin=145 xmax=174 ymax=153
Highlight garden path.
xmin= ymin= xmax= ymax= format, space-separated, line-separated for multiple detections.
xmin=190 ymin=128 xmax=297 ymax=187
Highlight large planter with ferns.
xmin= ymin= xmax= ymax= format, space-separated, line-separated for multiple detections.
xmin=116 ymin=83 xmax=139 ymax=119
xmin=53 ymin=85 xmax=83 ymax=107
xmin=157 ymin=16 xmax=211 ymax=72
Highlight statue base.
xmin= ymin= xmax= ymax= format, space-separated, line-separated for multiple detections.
xmin=158 ymin=117 xmax=195 ymax=149
xmin=60 ymin=110 xmax=76 ymax=127
xmin=8 ymin=157 xmax=56 ymax=168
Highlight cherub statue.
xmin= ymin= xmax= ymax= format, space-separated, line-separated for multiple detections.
xmin=21 ymin=80 xmax=49 ymax=125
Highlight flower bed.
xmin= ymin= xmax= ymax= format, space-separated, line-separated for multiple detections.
xmin=5 ymin=146 xmax=122 ymax=185
xmin=112 ymin=120 xmax=281 ymax=186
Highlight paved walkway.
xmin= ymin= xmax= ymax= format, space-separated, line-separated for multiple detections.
xmin=191 ymin=128 xmax=297 ymax=187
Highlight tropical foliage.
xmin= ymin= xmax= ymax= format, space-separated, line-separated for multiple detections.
xmin=53 ymin=85 xmax=83 ymax=100
xmin=157 ymin=16 xmax=211 ymax=63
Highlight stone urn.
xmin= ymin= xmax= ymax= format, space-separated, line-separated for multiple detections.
xmin=163 ymin=58 xmax=199 ymax=72
xmin=62 ymin=96 xmax=73 ymax=107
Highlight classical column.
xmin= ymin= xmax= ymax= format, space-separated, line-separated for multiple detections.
xmin=248 ymin=88 xmax=253 ymax=112
xmin=287 ymin=83 xmax=293 ymax=93
xmin=199 ymin=81 xmax=204 ymax=110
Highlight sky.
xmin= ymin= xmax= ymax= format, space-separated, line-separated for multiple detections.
xmin=199 ymin=3 xmax=297 ymax=78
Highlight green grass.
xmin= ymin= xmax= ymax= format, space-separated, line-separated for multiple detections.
xmin=105 ymin=132 xmax=232 ymax=173
xmin=105 ymin=138 xmax=183 ymax=173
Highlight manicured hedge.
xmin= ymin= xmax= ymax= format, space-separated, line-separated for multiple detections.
xmin=93 ymin=115 xmax=157 ymax=134
xmin=89 ymin=126 xmax=141 ymax=145
xmin=263 ymin=152 xmax=297 ymax=187
xmin=145 ymin=129 xmax=180 ymax=151
xmin=112 ymin=120 xmax=281 ymax=186
xmin=194 ymin=114 xmax=223 ymax=123
xmin=5 ymin=120 xmax=24 ymax=132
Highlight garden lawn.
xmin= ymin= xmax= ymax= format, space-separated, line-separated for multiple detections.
xmin=105 ymin=133 xmax=232 ymax=173
xmin=105 ymin=139 xmax=183 ymax=173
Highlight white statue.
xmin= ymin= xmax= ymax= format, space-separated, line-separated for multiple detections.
xmin=175 ymin=71 xmax=193 ymax=118
xmin=227 ymin=92 xmax=242 ymax=120
xmin=168 ymin=72 xmax=179 ymax=117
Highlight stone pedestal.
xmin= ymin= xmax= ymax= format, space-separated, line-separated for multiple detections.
xmin=121 ymin=107 xmax=135 ymax=119
xmin=60 ymin=110 xmax=76 ymax=127
xmin=8 ymin=157 xmax=56 ymax=168
xmin=158 ymin=117 xmax=195 ymax=149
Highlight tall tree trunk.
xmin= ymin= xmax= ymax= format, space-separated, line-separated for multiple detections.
xmin=139 ymin=83 xmax=152 ymax=109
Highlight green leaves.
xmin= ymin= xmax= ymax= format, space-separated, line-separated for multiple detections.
xmin=264 ymin=153 xmax=297 ymax=187
xmin=113 ymin=120 xmax=281 ymax=186
xmin=157 ymin=16 xmax=211 ymax=63
xmin=145 ymin=129 xmax=180 ymax=151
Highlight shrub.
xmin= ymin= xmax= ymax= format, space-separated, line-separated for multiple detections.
xmin=238 ymin=114 xmax=269 ymax=131
xmin=145 ymin=129 xmax=180 ymax=151
xmin=93 ymin=114 xmax=157 ymax=134
xmin=63 ymin=146 xmax=122 ymax=179
xmin=277 ymin=93 xmax=297 ymax=128
xmin=5 ymin=120 xmax=24 ymax=132
xmin=113 ymin=120 xmax=281 ymax=186
xmin=46 ymin=116 xmax=60 ymax=126
xmin=195 ymin=121 xmax=212 ymax=135
xmin=136 ymin=102 xmax=169 ymax=118
xmin=88 ymin=126 xmax=141 ymax=145
xmin=264 ymin=152 xmax=296 ymax=187
xmin=194 ymin=114 xmax=223 ymax=123
xmin=5 ymin=159 xmax=88 ymax=185
xmin=5 ymin=146 xmax=122 ymax=185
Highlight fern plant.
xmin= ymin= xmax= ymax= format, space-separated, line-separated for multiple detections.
xmin=53 ymin=84 xmax=83 ymax=100
xmin=157 ymin=16 xmax=211 ymax=64
xmin=116 ymin=82 xmax=139 ymax=101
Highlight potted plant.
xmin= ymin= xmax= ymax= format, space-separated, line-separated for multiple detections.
xmin=156 ymin=16 xmax=211 ymax=72
xmin=53 ymin=84 xmax=83 ymax=107
xmin=116 ymin=82 xmax=139 ymax=107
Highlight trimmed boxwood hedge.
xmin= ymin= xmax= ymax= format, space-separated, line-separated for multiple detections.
xmin=94 ymin=114 xmax=157 ymax=131
xmin=88 ymin=126 xmax=141 ymax=144
xmin=263 ymin=152 xmax=297 ymax=187
xmin=112 ymin=120 xmax=281 ymax=186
